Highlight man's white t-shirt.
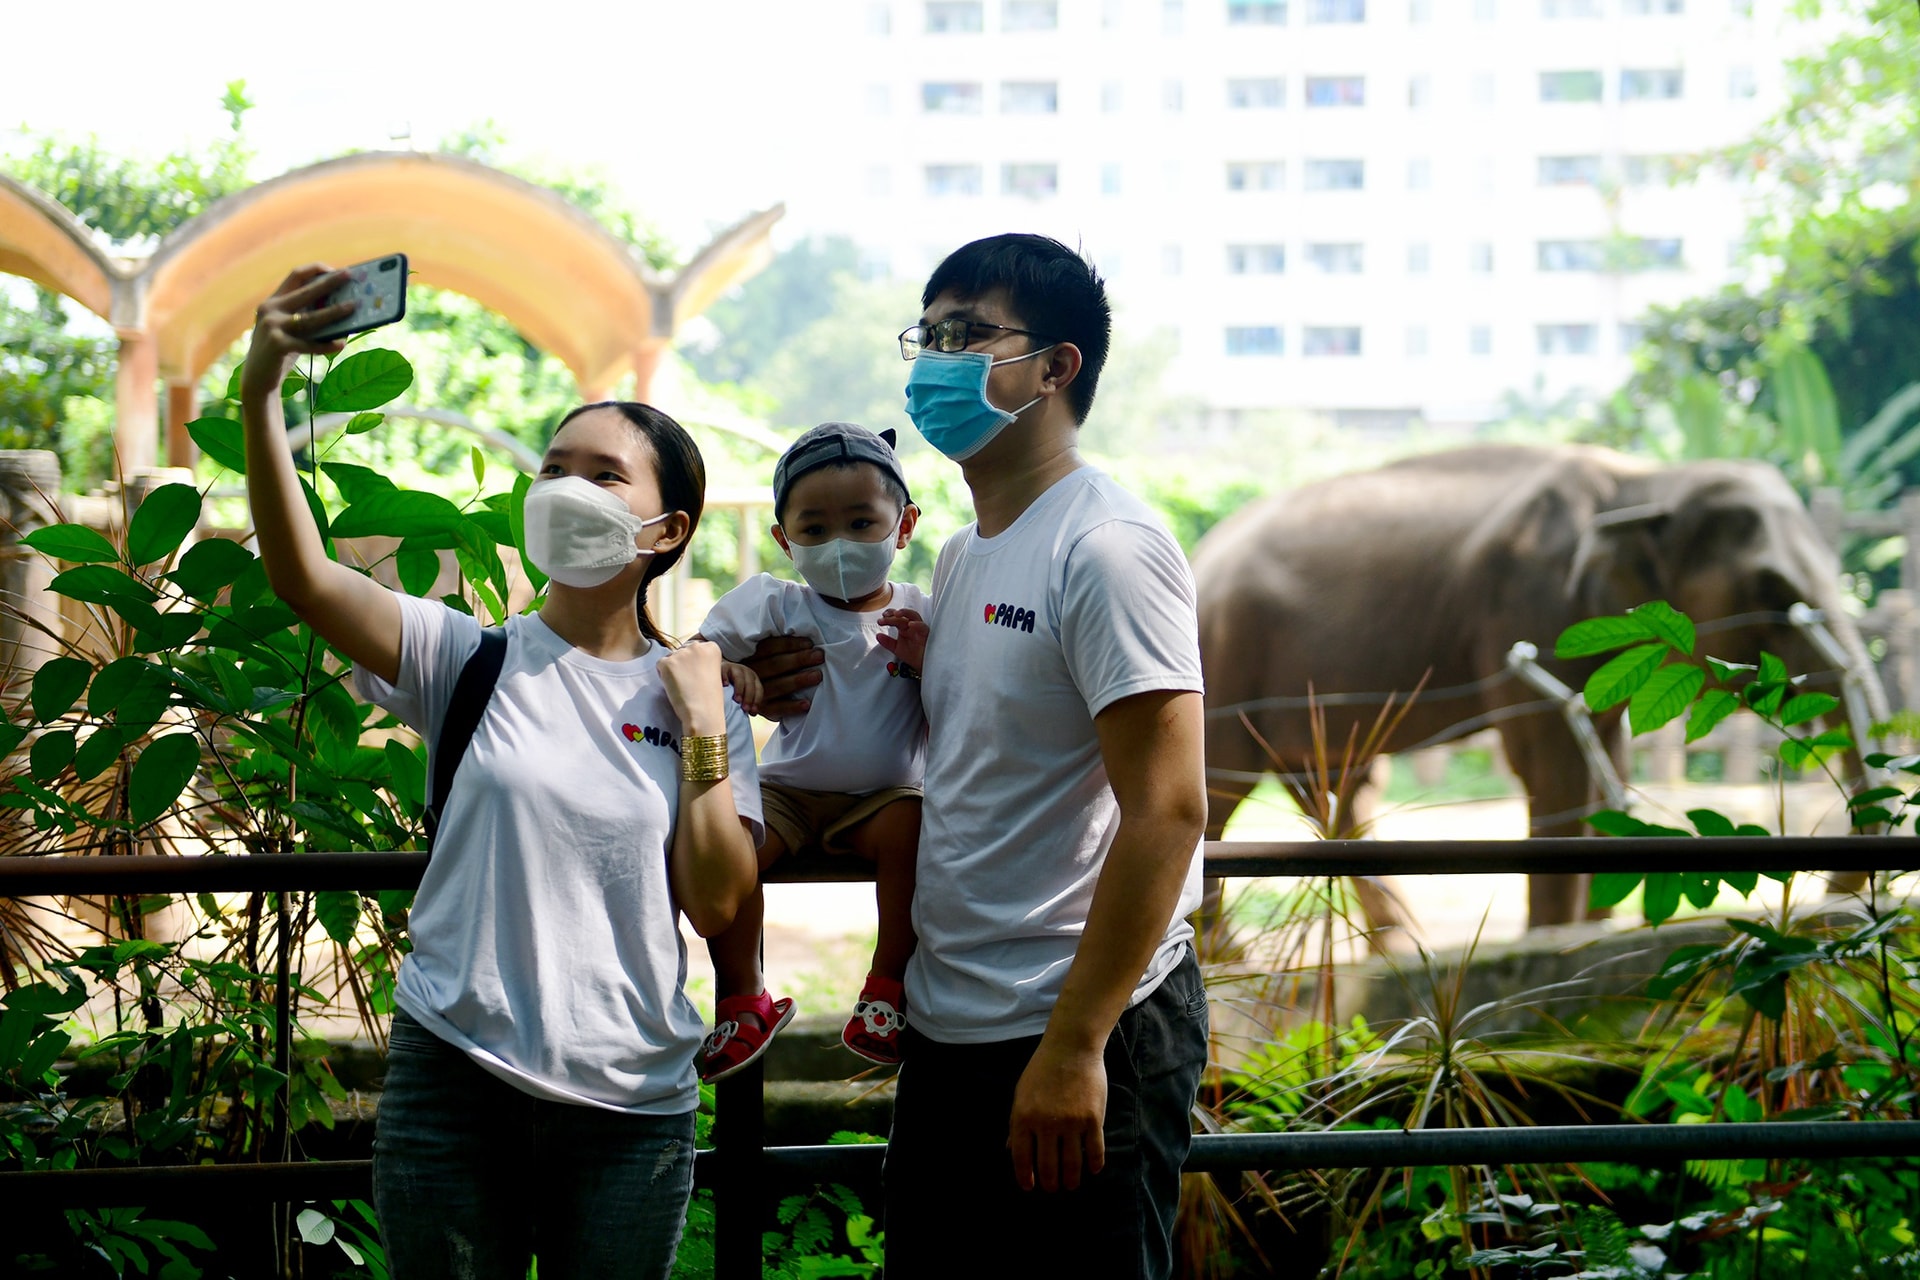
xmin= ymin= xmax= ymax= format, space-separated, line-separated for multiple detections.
xmin=909 ymin=467 xmax=1206 ymax=1043
xmin=353 ymin=594 xmax=763 ymax=1114
xmin=699 ymin=575 xmax=930 ymax=794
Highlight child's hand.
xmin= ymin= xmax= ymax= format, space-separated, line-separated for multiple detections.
xmin=722 ymin=661 xmax=764 ymax=715
xmin=877 ymin=608 xmax=929 ymax=673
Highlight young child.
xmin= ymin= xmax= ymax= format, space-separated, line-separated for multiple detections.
xmin=694 ymin=422 xmax=930 ymax=1078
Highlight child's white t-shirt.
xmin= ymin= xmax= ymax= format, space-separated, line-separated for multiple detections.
xmin=698 ymin=575 xmax=930 ymax=795
xmin=353 ymin=594 xmax=763 ymax=1114
xmin=909 ymin=467 xmax=1206 ymax=1042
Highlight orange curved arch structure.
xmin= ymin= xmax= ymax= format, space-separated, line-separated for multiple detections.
xmin=0 ymin=152 xmax=782 ymax=470
xmin=0 ymin=175 xmax=122 ymax=320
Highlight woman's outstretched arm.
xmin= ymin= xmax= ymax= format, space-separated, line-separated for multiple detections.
xmin=240 ymin=265 xmax=403 ymax=686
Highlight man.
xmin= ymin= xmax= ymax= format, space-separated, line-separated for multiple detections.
xmin=757 ymin=234 xmax=1208 ymax=1277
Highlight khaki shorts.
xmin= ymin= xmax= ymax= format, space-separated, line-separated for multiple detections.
xmin=760 ymin=782 xmax=922 ymax=858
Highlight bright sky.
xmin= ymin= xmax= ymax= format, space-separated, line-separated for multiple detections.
xmin=0 ymin=0 xmax=837 ymax=251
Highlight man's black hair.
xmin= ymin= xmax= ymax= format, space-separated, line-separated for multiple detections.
xmin=922 ymin=233 xmax=1112 ymax=425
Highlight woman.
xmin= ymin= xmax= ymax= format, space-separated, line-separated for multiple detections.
xmin=241 ymin=265 xmax=761 ymax=1279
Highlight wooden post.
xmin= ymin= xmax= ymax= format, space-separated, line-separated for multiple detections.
xmin=165 ymin=381 xmax=199 ymax=470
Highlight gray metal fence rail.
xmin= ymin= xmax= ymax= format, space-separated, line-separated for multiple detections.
xmin=2 ymin=839 xmax=1916 ymax=1277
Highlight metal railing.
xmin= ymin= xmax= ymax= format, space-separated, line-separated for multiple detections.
xmin=3 ymin=839 xmax=1918 ymax=1277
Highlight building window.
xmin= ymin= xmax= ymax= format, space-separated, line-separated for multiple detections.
xmin=1304 ymin=326 xmax=1363 ymax=355
xmin=1306 ymin=242 xmax=1364 ymax=273
xmin=1227 ymin=0 xmax=1288 ymax=21
xmin=1474 ymin=0 xmax=1496 ymax=18
xmin=926 ymin=0 xmax=985 ymax=30
xmin=1538 ymin=323 xmax=1599 ymax=355
xmin=1101 ymin=81 xmax=1124 ymax=111
xmin=1305 ymin=159 xmax=1366 ymax=190
xmin=1227 ymin=243 xmax=1287 ymax=273
xmin=1471 ymin=72 xmax=1496 ymax=105
xmin=1469 ymin=242 xmax=1494 ymax=272
xmin=1541 ymin=0 xmax=1602 ymax=15
xmin=923 ymin=82 xmax=983 ymax=112
xmin=1538 ymin=154 xmax=1603 ymax=185
xmin=1409 ymin=0 xmax=1432 ymax=18
xmin=1469 ymin=324 xmax=1492 ymax=355
xmin=1540 ymin=70 xmax=1604 ymax=102
xmin=866 ymin=84 xmax=892 ymax=115
xmin=1002 ymin=162 xmax=1059 ymax=197
xmin=1002 ymin=81 xmax=1060 ymax=112
xmin=1623 ymin=237 xmax=1685 ymax=269
xmin=1408 ymin=157 xmax=1432 ymax=189
xmin=1407 ymin=326 xmax=1429 ymax=356
xmin=1538 ymin=239 xmax=1605 ymax=270
xmin=1227 ymin=78 xmax=1286 ymax=108
xmin=1105 ymin=0 xmax=1127 ymax=23
xmin=1226 ymin=160 xmax=1286 ymax=190
xmin=1162 ymin=244 xmax=1185 ymax=275
xmin=1226 ymin=325 xmax=1285 ymax=355
xmin=1164 ymin=0 xmax=1186 ymax=31
xmin=1306 ymin=0 xmax=1364 ymax=20
xmin=1618 ymin=322 xmax=1646 ymax=353
xmin=1004 ymin=0 xmax=1060 ymax=27
xmin=1101 ymin=162 xmax=1123 ymax=194
xmin=1474 ymin=156 xmax=1496 ymax=193
xmin=1305 ymin=76 xmax=1365 ymax=106
xmin=1164 ymin=79 xmax=1185 ymax=110
xmin=1729 ymin=65 xmax=1757 ymax=98
xmin=1407 ymin=242 xmax=1431 ymax=272
xmin=1621 ymin=68 xmax=1685 ymax=100
xmin=1623 ymin=153 xmax=1683 ymax=185
xmin=1408 ymin=74 xmax=1432 ymax=107
xmin=1621 ymin=0 xmax=1683 ymax=11
xmin=868 ymin=3 xmax=894 ymax=33
xmin=925 ymin=163 xmax=983 ymax=195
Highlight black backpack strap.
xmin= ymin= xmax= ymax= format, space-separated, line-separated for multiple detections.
xmin=424 ymin=627 xmax=508 ymax=851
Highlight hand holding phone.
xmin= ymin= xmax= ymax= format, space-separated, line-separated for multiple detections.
xmin=308 ymin=254 xmax=409 ymax=342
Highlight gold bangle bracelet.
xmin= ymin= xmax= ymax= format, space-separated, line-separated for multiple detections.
xmin=680 ymin=732 xmax=730 ymax=783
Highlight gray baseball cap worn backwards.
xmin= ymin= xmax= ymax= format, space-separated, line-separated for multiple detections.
xmin=773 ymin=422 xmax=912 ymax=516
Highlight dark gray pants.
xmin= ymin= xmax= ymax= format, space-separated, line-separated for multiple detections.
xmin=882 ymin=946 xmax=1209 ymax=1279
xmin=373 ymin=1010 xmax=696 ymax=1280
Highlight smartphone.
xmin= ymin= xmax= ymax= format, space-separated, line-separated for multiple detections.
xmin=310 ymin=253 xmax=409 ymax=342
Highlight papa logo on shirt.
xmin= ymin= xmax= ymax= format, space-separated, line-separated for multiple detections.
xmin=622 ymin=723 xmax=681 ymax=754
xmin=983 ymin=601 xmax=1036 ymax=633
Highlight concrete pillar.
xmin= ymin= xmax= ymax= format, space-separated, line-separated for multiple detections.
xmin=632 ymin=345 xmax=664 ymax=405
xmin=0 ymin=450 xmax=65 ymax=682
xmin=1874 ymin=588 xmax=1918 ymax=719
xmin=113 ymin=330 xmax=160 ymax=474
xmin=165 ymin=381 xmax=199 ymax=471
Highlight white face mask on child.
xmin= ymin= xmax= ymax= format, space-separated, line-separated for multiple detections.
xmin=523 ymin=476 xmax=672 ymax=588
xmin=787 ymin=518 xmax=900 ymax=601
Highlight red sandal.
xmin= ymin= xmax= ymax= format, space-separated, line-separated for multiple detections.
xmin=842 ymin=974 xmax=908 ymax=1066
xmin=699 ymin=989 xmax=797 ymax=1083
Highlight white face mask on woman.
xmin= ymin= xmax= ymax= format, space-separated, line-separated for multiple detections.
xmin=786 ymin=515 xmax=901 ymax=602
xmin=522 ymin=476 xmax=672 ymax=588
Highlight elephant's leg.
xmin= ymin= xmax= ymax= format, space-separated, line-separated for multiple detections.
xmin=1343 ymin=760 xmax=1411 ymax=955
xmin=1497 ymin=712 xmax=1595 ymax=928
xmin=1198 ymin=713 xmax=1268 ymax=960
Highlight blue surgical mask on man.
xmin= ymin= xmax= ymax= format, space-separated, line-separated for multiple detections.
xmin=903 ymin=346 xmax=1054 ymax=462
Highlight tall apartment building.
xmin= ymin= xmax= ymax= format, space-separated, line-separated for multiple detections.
xmin=812 ymin=0 xmax=1791 ymax=430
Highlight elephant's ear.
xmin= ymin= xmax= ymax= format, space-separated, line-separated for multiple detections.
xmin=1566 ymin=503 xmax=1673 ymax=612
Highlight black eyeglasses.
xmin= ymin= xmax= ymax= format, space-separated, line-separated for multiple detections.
xmin=898 ymin=318 xmax=1055 ymax=360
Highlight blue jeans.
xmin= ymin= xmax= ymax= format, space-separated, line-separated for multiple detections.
xmin=882 ymin=946 xmax=1209 ymax=1279
xmin=373 ymin=1009 xmax=696 ymax=1280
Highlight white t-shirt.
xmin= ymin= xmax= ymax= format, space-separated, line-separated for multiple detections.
xmin=699 ymin=575 xmax=930 ymax=795
xmin=353 ymin=594 xmax=763 ymax=1114
xmin=909 ymin=467 xmax=1206 ymax=1042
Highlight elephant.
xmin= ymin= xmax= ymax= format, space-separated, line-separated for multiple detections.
xmin=1193 ymin=444 xmax=1892 ymax=932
